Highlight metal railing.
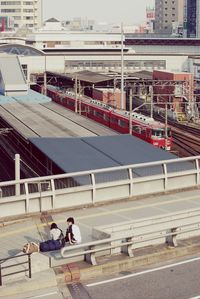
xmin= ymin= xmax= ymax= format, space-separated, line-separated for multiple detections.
xmin=0 ymin=155 xmax=200 ymax=218
xmin=61 ymin=207 xmax=200 ymax=265
xmin=0 ymin=253 xmax=32 ymax=286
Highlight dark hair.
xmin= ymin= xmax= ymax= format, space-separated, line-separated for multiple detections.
xmin=50 ymin=223 xmax=58 ymax=229
xmin=67 ymin=217 xmax=74 ymax=224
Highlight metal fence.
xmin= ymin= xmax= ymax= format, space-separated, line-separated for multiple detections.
xmin=0 ymin=253 xmax=31 ymax=286
xmin=0 ymin=155 xmax=200 ymax=218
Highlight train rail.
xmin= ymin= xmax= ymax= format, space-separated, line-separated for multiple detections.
xmin=169 ymin=120 xmax=200 ymax=157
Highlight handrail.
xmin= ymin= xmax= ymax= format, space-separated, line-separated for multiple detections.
xmin=0 ymin=155 xmax=198 ymax=187
xmin=0 ymin=253 xmax=32 ymax=286
xmin=61 ymin=210 xmax=200 ymax=265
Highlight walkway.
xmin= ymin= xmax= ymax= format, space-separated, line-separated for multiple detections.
xmin=1 ymin=188 xmax=200 ymax=259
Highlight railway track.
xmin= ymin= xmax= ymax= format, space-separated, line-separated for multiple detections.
xmin=153 ymin=114 xmax=200 ymax=157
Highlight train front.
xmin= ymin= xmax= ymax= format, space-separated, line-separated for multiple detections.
xmin=150 ymin=126 xmax=172 ymax=150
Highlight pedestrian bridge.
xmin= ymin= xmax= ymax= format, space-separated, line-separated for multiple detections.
xmin=0 ymin=155 xmax=200 ymax=218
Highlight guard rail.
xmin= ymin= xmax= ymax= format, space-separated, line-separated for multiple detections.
xmin=61 ymin=207 xmax=200 ymax=265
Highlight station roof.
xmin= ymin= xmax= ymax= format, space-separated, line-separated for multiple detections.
xmin=47 ymin=70 xmax=113 ymax=84
xmin=29 ymin=135 xmax=192 ymax=183
xmin=129 ymin=70 xmax=153 ymax=80
xmin=0 ymin=89 xmax=50 ymax=104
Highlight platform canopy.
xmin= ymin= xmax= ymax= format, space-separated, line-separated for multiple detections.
xmin=29 ymin=134 xmax=192 ymax=183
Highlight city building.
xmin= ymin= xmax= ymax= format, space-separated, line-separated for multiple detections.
xmin=185 ymin=0 xmax=200 ymax=38
xmin=145 ymin=6 xmax=155 ymax=33
xmin=155 ymin=0 xmax=184 ymax=35
xmin=0 ymin=0 xmax=42 ymax=29
xmin=0 ymin=15 xmax=14 ymax=31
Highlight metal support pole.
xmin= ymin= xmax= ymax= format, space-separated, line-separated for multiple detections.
xmin=113 ymin=78 xmax=116 ymax=108
xmin=0 ymin=264 xmax=2 ymax=286
xmin=150 ymin=86 xmax=153 ymax=118
xmin=165 ymin=103 xmax=168 ymax=150
xmin=129 ymin=88 xmax=133 ymax=135
xmin=15 ymin=154 xmax=20 ymax=196
xmin=28 ymin=254 xmax=32 ymax=279
xmin=121 ymin=23 xmax=124 ymax=110
xmin=78 ymin=80 xmax=81 ymax=115
xmin=75 ymin=75 xmax=78 ymax=113
xmin=44 ymin=56 xmax=47 ymax=96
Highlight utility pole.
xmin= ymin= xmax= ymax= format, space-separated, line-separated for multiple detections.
xmin=150 ymin=86 xmax=153 ymax=118
xmin=44 ymin=55 xmax=47 ymax=96
xmin=129 ymin=88 xmax=133 ymax=135
xmin=165 ymin=102 xmax=168 ymax=150
xmin=78 ymin=80 xmax=81 ymax=115
xmin=121 ymin=22 xmax=124 ymax=110
xmin=113 ymin=78 xmax=116 ymax=108
xmin=75 ymin=75 xmax=78 ymax=113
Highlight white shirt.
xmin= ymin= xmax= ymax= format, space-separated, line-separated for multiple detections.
xmin=72 ymin=224 xmax=82 ymax=243
xmin=50 ymin=228 xmax=61 ymax=240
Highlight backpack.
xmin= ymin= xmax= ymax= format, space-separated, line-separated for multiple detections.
xmin=58 ymin=229 xmax=65 ymax=247
xmin=23 ymin=242 xmax=40 ymax=254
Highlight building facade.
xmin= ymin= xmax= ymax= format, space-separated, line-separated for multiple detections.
xmin=0 ymin=0 xmax=42 ymax=29
xmin=155 ymin=0 xmax=184 ymax=35
xmin=185 ymin=0 xmax=200 ymax=38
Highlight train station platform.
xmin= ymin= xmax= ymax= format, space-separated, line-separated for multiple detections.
xmin=1 ymin=188 xmax=200 ymax=297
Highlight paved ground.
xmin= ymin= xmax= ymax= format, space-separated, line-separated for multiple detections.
xmin=1 ymin=188 xmax=200 ymax=258
xmin=1 ymin=188 xmax=200 ymax=298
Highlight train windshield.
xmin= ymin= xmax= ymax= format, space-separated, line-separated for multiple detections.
xmin=152 ymin=128 xmax=171 ymax=138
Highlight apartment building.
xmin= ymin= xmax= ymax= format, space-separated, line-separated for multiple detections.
xmin=155 ymin=0 xmax=184 ymax=34
xmin=0 ymin=0 xmax=42 ymax=29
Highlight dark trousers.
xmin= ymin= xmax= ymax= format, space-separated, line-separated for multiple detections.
xmin=65 ymin=232 xmax=76 ymax=243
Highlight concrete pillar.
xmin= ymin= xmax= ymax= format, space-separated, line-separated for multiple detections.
xmin=15 ymin=154 xmax=20 ymax=196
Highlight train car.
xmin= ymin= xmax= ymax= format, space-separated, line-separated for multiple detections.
xmin=44 ymin=85 xmax=172 ymax=150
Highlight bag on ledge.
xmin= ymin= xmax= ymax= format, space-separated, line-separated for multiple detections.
xmin=23 ymin=242 xmax=40 ymax=254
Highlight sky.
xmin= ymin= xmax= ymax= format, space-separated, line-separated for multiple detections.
xmin=42 ymin=0 xmax=155 ymax=24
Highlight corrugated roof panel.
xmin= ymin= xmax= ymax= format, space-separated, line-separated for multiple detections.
xmin=30 ymin=137 xmax=119 ymax=173
xmin=29 ymin=135 xmax=192 ymax=186
xmin=82 ymin=135 xmax=192 ymax=177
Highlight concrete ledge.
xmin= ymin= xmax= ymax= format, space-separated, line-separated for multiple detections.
xmin=76 ymin=237 xmax=200 ymax=281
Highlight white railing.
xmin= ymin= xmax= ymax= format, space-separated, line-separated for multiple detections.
xmin=61 ymin=207 xmax=200 ymax=265
xmin=0 ymin=155 xmax=200 ymax=218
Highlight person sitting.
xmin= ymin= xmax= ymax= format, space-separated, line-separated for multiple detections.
xmin=40 ymin=222 xmax=65 ymax=252
xmin=65 ymin=217 xmax=82 ymax=245
xmin=50 ymin=223 xmax=62 ymax=240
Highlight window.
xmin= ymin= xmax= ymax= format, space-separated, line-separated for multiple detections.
xmin=119 ymin=119 xmax=126 ymax=128
xmin=111 ymin=117 xmax=118 ymax=124
xmin=1 ymin=1 xmax=20 ymax=4
xmin=94 ymin=111 xmax=103 ymax=118
xmin=1 ymin=9 xmax=21 ymax=12
xmin=21 ymin=64 xmax=28 ymax=80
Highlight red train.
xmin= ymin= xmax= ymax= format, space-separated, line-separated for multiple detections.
xmin=44 ymin=85 xmax=172 ymax=150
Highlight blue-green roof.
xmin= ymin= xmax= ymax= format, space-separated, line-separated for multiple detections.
xmin=0 ymin=89 xmax=51 ymax=104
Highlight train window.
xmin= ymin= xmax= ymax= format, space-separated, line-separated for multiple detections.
xmin=132 ymin=126 xmax=141 ymax=133
xmin=119 ymin=120 xmax=126 ymax=128
xmin=95 ymin=111 xmax=103 ymax=118
xmin=68 ymin=100 xmax=75 ymax=107
xmin=152 ymin=129 xmax=163 ymax=138
xmin=103 ymin=114 xmax=109 ymax=121
xmin=111 ymin=117 xmax=118 ymax=124
xmin=167 ymin=128 xmax=172 ymax=137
